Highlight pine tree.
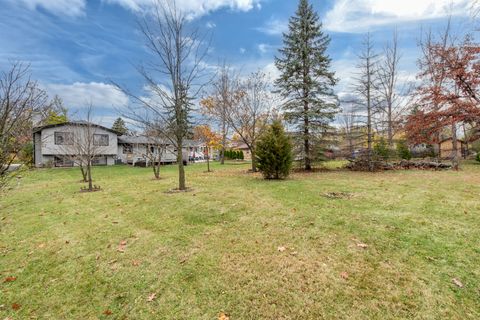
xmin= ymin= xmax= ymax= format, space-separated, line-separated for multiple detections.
xmin=256 ymin=120 xmax=293 ymax=180
xmin=275 ymin=0 xmax=338 ymax=171
xmin=112 ymin=117 xmax=128 ymax=135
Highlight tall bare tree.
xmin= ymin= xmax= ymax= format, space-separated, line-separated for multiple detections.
xmin=353 ymin=33 xmax=380 ymax=171
xmin=200 ymin=63 xmax=239 ymax=165
xmin=378 ymin=30 xmax=402 ymax=147
xmin=0 ymin=62 xmax=47 ymax=190
xmin=115 ymin=0 xmax=209 ymax=190
xmin=226 ymin=71 xmax=271 ymax=172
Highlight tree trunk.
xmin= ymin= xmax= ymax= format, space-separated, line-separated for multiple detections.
xmin=387 ymin=102 xmax=393 ymax=148
xmin=451 ymin=122 xmax=459 ymax=170
xmin=177 ymin=137 xmax=186 ymax=190
xmin=251 ymin=147 xmax=257 ymax=172
xmin=87 ymin=162 xmax=93 ymax=191
xmin=220 ymin=121 xmax=226 ymax=165
xmin=206 ymin=148 xmax=211 ymax=172
xmin=366 ymin=57 xmax=373 ymax=172
xmin=80 ymin=165 xmax=88 ymax=182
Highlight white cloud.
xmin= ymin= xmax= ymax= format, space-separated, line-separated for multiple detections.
xmin=44 ymin=82 xmax=129 ymax=109
xmin=105 ymin=0 xmax=263 ymax=18
xmin=240 ymin=47 xmax=246 ymax=54
xmin=256 ymin=17 xmax=288 ymax=36
xmin=257 ymin=43 xmax=276 ymax=54
xmin=8 ymin=0 xmax=86 ymax=17
xmin=206 ymin=21 xmax=216 ymax=28
xmin=324 ymin=0 xmax=472 ymax=33
xmin=11 ymin=0 xmax=263 ymax=18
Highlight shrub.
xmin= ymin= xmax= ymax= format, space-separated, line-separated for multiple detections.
xmin=476 ymin=153 xmax=480 ymax=163
xmin=373 ymin=138 xmax=391 ymax=160
xmin=396 ymin=140 xmax=412 ymax=160
xmin=19 ymin=142 xmax=34 ymax=167
xmin=256 ymin=120 xmax=292 ymax=179
xmin=239 ymin=150 xmax=244 ymax=160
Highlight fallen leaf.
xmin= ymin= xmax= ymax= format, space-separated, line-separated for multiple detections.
xmin=356 ymin=243 xmax=368 ymax=249
xmin=4 ymin=276 xmax=16 ymax=283
xmin=117 ymin=240 xmax=127 ymax=253
xmin=103 ymin=309 xmax=113 ymax=315
xmin=11 ymin=303 xmax=21 ymax=310
xmin=452 ymin=278 xmax=464 ymax=288
xmin=218 ymin=312 xmax=230 ymax=320
xmin=38 ymin=243 xmax=45 ymax=249
xmin=132 ymin=260 xmax=140 ymax=266
xmin=277 ymin=246 xmax=286 ymax=252
xmin=147 ymin=293 xmax=156 ymax=302
xmin=340 ymin=272 xmax=349 ymax=280
xmin=290 ymin=251 xmax=298 ymax=256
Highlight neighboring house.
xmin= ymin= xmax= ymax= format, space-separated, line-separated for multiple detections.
xmin=33 ymin=122 xmax=120 ymax=167
xmin=439 ymin=138 xmax=468 ymax=159
xmin=229 ymin=141 xmax=252 ymax=160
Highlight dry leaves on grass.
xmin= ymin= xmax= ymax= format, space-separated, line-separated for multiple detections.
xmin=147 ymin=293 xmax=157 ymax=302
xmin=218 ymin=312 xmax=230 ymax=320
xmin=11 ymin=303 xmax=21 ymax=310
xmin=3 ymin=276 xmax=16 ymax=283
xmin=340 ymin=272 xmax=349 ymax=280
xmin=103 ymin=309 xmax=113 ymax=315
xmin=452 ymin=278 xmax=464 ymax=288
xmin=356 ymin=243 xmax=368 ymax=249
xmin=117 ymin=240 xmax=127 ymax=253
xmin=277 ymin=246 xmax=287 ymax=252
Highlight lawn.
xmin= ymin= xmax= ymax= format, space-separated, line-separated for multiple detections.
xmin=1 ymin=162 xmax=480 ymax=319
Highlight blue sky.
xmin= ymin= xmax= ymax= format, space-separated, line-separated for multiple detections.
xmin=0 ymin=0 xmax=477 ymax=126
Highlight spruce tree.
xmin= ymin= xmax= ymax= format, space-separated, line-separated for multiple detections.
xmin=112 ymin=117 xmax=128 ymax=135
xmin=256 ymin=120 xmax=293 ymax=180
xmin=275 ymin=0 xmax=338 ymax=171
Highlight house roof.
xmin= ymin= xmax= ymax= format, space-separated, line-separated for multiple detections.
xmin=33 ymin=121 xmax=122 ymax=135
xmin=118 ymin=136 xmax=203 ymax=147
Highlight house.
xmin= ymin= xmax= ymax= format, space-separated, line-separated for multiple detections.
xmin=33 ymin=122 xmax=208 ymax=168
xmin=116 ymin=137 xmax=207 ymax=165
xmin=439 ymin=138 xmax=468 ymax=159
xmin=33 ymin=122 xmax=120 ymax=167
xmin=229 ymin=141 xmax=251 ymax=160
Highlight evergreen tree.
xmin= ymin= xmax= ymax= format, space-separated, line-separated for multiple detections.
xmin=256 ymin=120 xmax=293 ymax=180
xmin=275 ymin=0 xmax=338 ymax=171
xmin=112 ymin=117 xmax=128 ymax=135
xmin=396 ymin=140 xmax=412 ymax=160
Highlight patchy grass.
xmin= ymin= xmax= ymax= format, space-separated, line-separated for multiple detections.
xmin=1 ymin=161 xmax=480 ymax=319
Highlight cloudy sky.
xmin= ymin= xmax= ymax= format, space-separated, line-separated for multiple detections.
xmin=1 ymin=0 xmax=477 ymax=126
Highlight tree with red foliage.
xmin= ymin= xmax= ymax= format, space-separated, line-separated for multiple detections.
xmin=407 ymin=29 xmax=480 ymax=169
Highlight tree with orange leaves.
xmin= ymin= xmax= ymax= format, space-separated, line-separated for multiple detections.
xmin=193 ymin=125 xmax=221 ymax=172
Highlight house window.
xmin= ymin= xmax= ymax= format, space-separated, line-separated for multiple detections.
xmin=150 ymin=146 xmax=155 ymax=153
xmin=54 ymin=132 xmax=74 ymax=145
xmin=123 ymin=144 xmax=132 ymax=154
xmin=93 ymin=134 xmax=109 ymax=146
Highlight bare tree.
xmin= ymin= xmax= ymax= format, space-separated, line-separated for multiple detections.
xmin=378 ymin=30 xmax=402 ymax=147
xmin=353 ymin=34 xmax=380 ymax=171
xmin=200 ymin=63 xmax=239 ymax=165
xmin=0 ymin=62 xmax=47 ymax=190
xmin=226 ymin=71 xmax=271 ymax=172
xmin=59 ymin=106 xmax=110 ymax=191
xmin=115 ymin=0 xmax=209 ymax=190
xmin=143 ymin=120 xmax=167 ymax=179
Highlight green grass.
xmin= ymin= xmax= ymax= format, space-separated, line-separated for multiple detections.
xmin=1 ymin=161 xmax=480 ymax=319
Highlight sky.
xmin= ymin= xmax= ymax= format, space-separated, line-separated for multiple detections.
xmin=0 ymin=0 xmax=478 ymax=127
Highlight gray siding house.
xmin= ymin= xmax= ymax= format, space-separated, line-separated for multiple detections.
xmin=33 ymin=122 xmax=120 ymax=167
xmin=33 ymin=122 xmax=209 ymax=167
